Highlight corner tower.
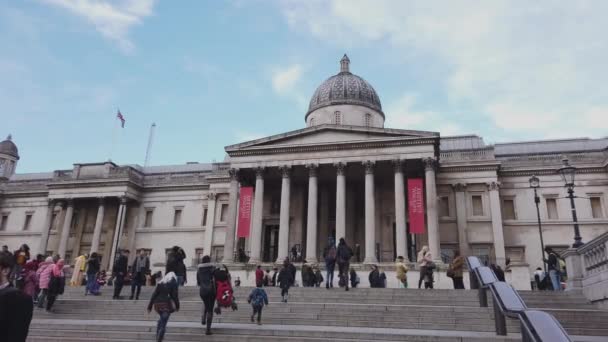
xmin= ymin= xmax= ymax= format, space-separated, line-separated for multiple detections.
xmin=0 ymin=134 xmax=19 ymax=180
xmin=306 ymin=54 xmax=384 ymax=128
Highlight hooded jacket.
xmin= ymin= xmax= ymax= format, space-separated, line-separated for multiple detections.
xmin=37 ymin=257 xmax=54 ymax=290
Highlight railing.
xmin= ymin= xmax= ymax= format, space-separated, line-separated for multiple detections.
xmin=440 ymin=147 xmax=495 ymax=161
xmin=467 ymin=256 xmax=572 ymax=341
xmin=562 ymin=232 xmax=608 ymax=306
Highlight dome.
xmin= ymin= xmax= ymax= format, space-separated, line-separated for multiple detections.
xmin=306 ymin=55 xmax=383 ymax=119
xmin=0 ymin=134 xmax=19 ymax=159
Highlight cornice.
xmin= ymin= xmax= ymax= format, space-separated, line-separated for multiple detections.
xmin=438 ymin=163 xmax=500 ymax=173
xmin=227 ymin=137 xmax=438 ymax=157
xmin=499 ymin=166 xmax=607 ymax=177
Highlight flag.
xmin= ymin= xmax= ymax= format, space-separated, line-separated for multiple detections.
xmin=116 ymin=110 xmax=125 ymax=128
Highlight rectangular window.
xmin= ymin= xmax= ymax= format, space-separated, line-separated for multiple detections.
xmin=202 ymin=208 xmax=208 ymax=226
xmin=173 ymin=209 xmax=182 ymax=227
xmin=194 ymin=248 xmax=205 ymax=266
xmin=546 ymin=198 xmax=558 ymax=219
xmin=438 ymin=196 xmax=450 ymax=217
xmin=212 ymin=246 xmax=224 ymax=262
xmin=472 ymin=195 xmax=484 ymax=216
xmin=471 ymin=244 xmax=492 ymax=266
xmin=0 ymin=214 xmax=8 ymax=230
xmin=144 ymin=209 xmax=153 ymax=228
xmin=219 ymin=204 xmax=228 ymax=222
xmin=502 ymin=199 xmax=516 ymax=220
xmin=23 ymin=213 xmax=33 ymax=231
xmin=591 ymin=197 xmax=603 ymax=218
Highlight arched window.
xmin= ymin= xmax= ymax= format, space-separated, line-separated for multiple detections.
xmin=309 ymin=118 xmax=316 ymax=127
xmin=364 ymin=113 xmax=372 ymax=127
xmin=334 ymin=111 xmax=341 ymax=125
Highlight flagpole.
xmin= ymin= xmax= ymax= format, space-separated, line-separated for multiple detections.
xmin=109 ymin=110 xmax=118 ymax=162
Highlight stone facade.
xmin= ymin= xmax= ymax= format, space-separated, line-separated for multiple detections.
xmin=1 ymin=57 xmax=607 ymax=284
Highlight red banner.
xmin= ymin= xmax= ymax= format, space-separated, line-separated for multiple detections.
xmin=237 ymin=187 xmax=254 ymax=238
xmin=408 ymin=178 xmax=426 ymax=234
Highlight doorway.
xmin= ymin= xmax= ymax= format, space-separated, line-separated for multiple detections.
xmin=262 ymin=225 xmax=279 ymax=262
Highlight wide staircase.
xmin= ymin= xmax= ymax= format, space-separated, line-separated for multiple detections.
xmin=29 ymin=286 xmax=608 ymax=341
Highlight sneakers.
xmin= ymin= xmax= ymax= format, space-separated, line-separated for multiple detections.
xmin=250 ymin=314 xmax=254 ymax=323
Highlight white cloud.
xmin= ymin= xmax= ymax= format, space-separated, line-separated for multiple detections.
xmin=278 ymin=1 xmax=608 ymax=139
xmin=271 ymin=64 xmax=303 ymax=94
xmin=385 ymin=93 xmax=462 ymax=135
xmin=40 ymin=0 xmax=156 ymax=53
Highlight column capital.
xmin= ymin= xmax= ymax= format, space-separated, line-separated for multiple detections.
xmin=392 ymin=159 xmax=404 ymax=173
xmin=334 ymin=162 xmax=346 ymax=176
xmin=47 ymin=199 xmax=55 ymax=207
xmin=423 ymin=157 xmax=437 ymax=172
xmin=206 ymin=192 xmax=217 ymax=200
xmin=120 ymin=196 xmax=128 ymax=205
xmin=65 ymin=198 xmax=74 ymax=207
xmin=228 ymin=168 xmax=240 ymax=181
xmin=487 ymin=181 xmax=501 ymax=191
xmin=279 ymin=165 xmax=291 ymax=178
xmin=452 ymin=183 xmax=467 ymax=192
xmin=97 ymin=197 xmax=106 ymax=206
xmin=306 ymin=163 xmax=318 ymax=177
xmin=254 ymin=167 xmax=265 ymax=179
xmin=363 ymin=160 xmax=375 ymax=174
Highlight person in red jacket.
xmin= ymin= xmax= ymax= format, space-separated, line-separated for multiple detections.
xmin=255 ymin=265 xmax=264 ymax=287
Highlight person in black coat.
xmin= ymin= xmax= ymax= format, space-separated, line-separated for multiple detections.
xmin=0 ymin=251 xmax=33 ymax=342
xmin=166 ymin=246 xmax=187 ymax=286
xmin=147 ymin=272 xmax=179 ymax=342
xmin=278 ymin=258 xmax=295 ymax=303
xmin=85 ymin=253 xmax=101 ymax=296
xmin=336 ymin=238 xmax=353 ymax=291
xmin=197 ymin=256 xmax=216 ymax=335
xmin=112 ymin=249 xmax=129 ymax=299
xmin=369 ymin=265 xmax=382 ymax=288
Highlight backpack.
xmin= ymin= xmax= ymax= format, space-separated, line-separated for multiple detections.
xmin=216 ymin=280 xmax=234 ymax=307
xmin=325 ymin=246 xmax=337 ymax=263
xmin=250 ymin=288 xmax=265 ymax=307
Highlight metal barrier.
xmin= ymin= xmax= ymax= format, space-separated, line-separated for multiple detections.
xmin=466 ymin=256 xmax=572 ymax=341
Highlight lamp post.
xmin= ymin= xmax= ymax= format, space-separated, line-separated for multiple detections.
xmin=557 ymin=158 xmax=584 ymax=248
xmin=529 ymin=175 xmax=546 ymax=272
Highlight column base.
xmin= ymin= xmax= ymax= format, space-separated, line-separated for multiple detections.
xmin=363 ymin=258 xmax=378 ymax=264
xmin=248 ymin=258 xmax=261 ymax=265
xmin=306 ymin=257 xmax=318 ymax=264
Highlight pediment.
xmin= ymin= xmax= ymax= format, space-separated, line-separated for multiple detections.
xmin=225 ymin=125 xmax=438 ymax=155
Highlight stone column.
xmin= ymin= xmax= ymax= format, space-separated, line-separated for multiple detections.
xmin=453 ymin=183 xmax=470 ymax=256
xmin=306 ymin=164 xmax=319 ymax=262
xmin=424 ymin=158 xmax=441 ymax=262
xmin=488 ymin=182 xmax=506 ymax=268
xmin=57 ymin=199 xmax=74 ymax=259
xmin=335 ymin=162 xmax=346 ymax=242
xmin=364 ymin=161 xmax=377 ymax=263
xmin=249 ymin=167 xmax=265 ymax=264
xmin=203 ymin=192 xmax=217 ymax=258
xmin=393 ymin=160 xmax=408 ymax=261
xmin=562 ymin=248 xmax=584 ymax=291
xmin=277 ymin=166 xmax=291 ymax=263
xmin=223 ymin=169 xmax=239 ymax=263
xmin=38 ymin=199 xmax=55 ymax=255
xmin=90 ymin=198 xmax=106 ymax=254
xmin=109 ymin=197 xmax=127 ymax=269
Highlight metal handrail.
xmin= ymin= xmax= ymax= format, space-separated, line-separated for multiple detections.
xmin=466 ymin=256 xmax=572 ymax=341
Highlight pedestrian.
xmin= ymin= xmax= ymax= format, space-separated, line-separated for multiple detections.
xmin=534 ymin=267 xmax=548 ymax=290
xmin=0 ymin=250 xmax=34 ymax=342
xmin=70 ymin=253 xmax=87 ymax=287
xmin=349 ymin=268 xmax=359 ymax=288
xmin=544 ymin=247 xmax=561 ymax=291
xmin=130 ymin=250 xmax=150 ymax=300
xmin=313 ymin=266 xmax=324 ymax=287
xmin=13 ymin=244 xmax=30 ymax=273
xmin=271 ymin=268 xmax=278 ymax=287
xmin=85 ymin=253 xmax=100 ymax=296
xmin=21 ymin=261 xmax=38 ymax=301
xmin=112 ymin=249 xmax=129 ymax=299
xmin=36 ymin=256 xmax=54 ymax=308
xmin=263 ymin=269 xmax=271 ymax=287
xmin=395 ymin=256 xmax=408 ymax=288
xmin=197 ymin=255 xmax=216 ymax=335
xmin=255 ymin=265 xmax=264 ymax=287
xmin=301 ymin=260 xmax=312 ymax=287
xmin=323 ymin=239 xmax=337 ymax=289
xmin=278 ymin=258 xmax=294 ymax=303
xmin=369 ymin=264 xmax=382 ymax=288
xmin=46 ymin=259 xmax=65 ymax=312
xmin=248 ymin=283 xmax=269 ymax=325
xmin=147 ymin=272 xmax=179 ymax=342
xmin=336 ymin=238 xmax=353 ymax=291
xmin=417 ymin=246 xmax=431 ymax=289
xmin=166 ymin=246 xmax=187 ymax=286
xmin=449 ymin=251 xmax=465 ymax=289
xmin=491 ymin=264 xmax=505 ymax=282
xmin=234 ymin=276 xmax=241 ymax=287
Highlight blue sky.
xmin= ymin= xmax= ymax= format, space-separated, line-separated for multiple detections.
xmin=2 ymin=0 xmax=607 ymax=173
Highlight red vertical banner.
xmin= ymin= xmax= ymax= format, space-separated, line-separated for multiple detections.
xmin=408 ymin=178 xmax=426 ymax=234
xmin=237 ymin=186 xmax=254 ymax=238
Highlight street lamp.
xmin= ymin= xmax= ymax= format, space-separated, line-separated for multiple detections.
xmin=529 ymin=175 xmax=546 ymax=272
xmin=557 ymin=158 xmax=584 ymax=248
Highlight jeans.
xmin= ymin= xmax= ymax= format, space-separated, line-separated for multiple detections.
xmin=252 ymin=305 xmax=263 ymax=322
xmin=177 ymin=276 xmax=184 ymax=286
xmin=325 ymin=263 xmax=334 ymax=287
xmin=131 ymin=272 xmax=143 ymax=299
xmin=549 ymin=270 xmax=561 ymax=291
xmin=156 ymin=311 xmax=171 ymax=342
xmin=418 ymin=266 xmax=427 ymax=289
xmin=452 ymin=277 xmax=465 ymax=289
xmin=37 ymin=289 xmax=48 ymax=308
xmin=113 ymin=275 xmax=125 ymax=298
xmin=85 ymin=273 xmax=97 ymax=294
xmin=337 ymin=262 xmax=349 ymax=289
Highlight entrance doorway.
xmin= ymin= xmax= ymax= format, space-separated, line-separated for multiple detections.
xmin=262 ymin=225 xmax=279 ymax=262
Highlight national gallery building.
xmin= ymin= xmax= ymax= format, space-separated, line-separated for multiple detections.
xmin=1 ymin=56 xmax=607 ymax=278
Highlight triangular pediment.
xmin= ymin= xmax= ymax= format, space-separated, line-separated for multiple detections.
xmin=225 ymin=124 xmax=438 ymax=154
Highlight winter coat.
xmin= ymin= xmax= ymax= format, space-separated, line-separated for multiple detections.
xmin=22 ymin=270 xmax=37 ymax=297
xmin=301 ymin=264 xmax=312 ymax=286
xmin=450 ymin=256 xmax=465 ymax=278
xmin=337 ymin=244 xmax=353 ymax=264
xmin=0 ymin=285 xmax=33 ymax=342
xmin=369 ymin=269 xmax=382 ymax=288
xmin=255 ymin=268 xmax=264 ymax=286
xmin=38 ymin=260 xmax=54 ymax=290
xmin=395 ymin=262 xmax=408 ymax=281
xmin=277 ymin=268 xmax=293 ymax=289
xmin=87 ymin=258 xmax=100 ymax=275
xmin=147 ymin=282 xmax=180 ymax=313
xmin=248 ymin=288 xmax=269 ymax=308
xmin=113 ymin=255 xmax=128 ymax=276
xmin=196 ymin=263 xmax=216 ymax=298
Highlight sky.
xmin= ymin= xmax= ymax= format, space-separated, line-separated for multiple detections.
xmin=2 ymin=0 xmax=607 ymax=173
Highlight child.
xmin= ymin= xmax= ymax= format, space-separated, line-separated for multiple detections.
xmin=247 ymin=284 xmax=269 ymax=325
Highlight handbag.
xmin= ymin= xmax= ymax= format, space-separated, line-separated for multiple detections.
xmin=426 ymin=261 xmax=436 ymax=270
xmin=153 ymin=301 xmax=174 ymax=313
xmin=446 ymin=268 xmax=455 ymax=278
